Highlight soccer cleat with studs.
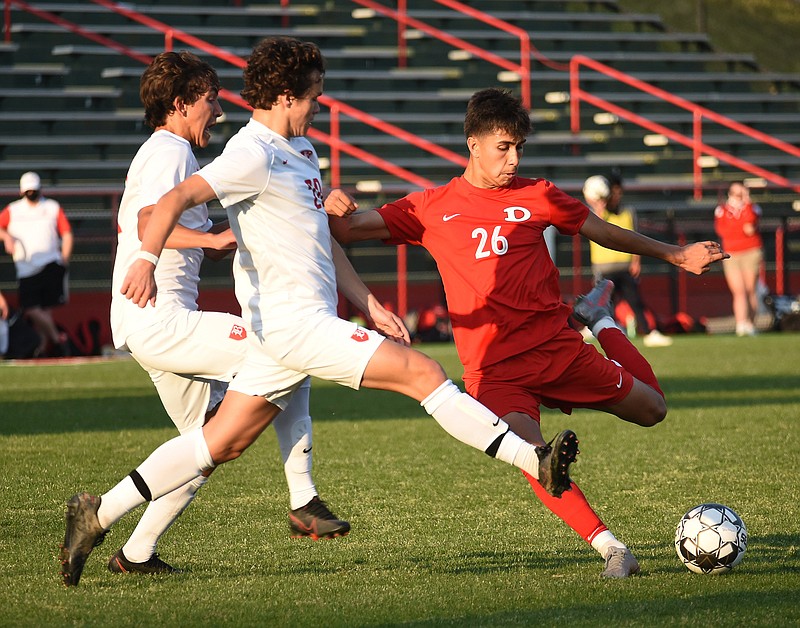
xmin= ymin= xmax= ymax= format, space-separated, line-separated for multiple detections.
xmin=289 ymin=496 xmax=350 ymax=540
xmin=59 ymin=492 xmax=107 ymax=586
xmin=108 ymin=549 xmax=180 ymax=575
xmin=573 ymin=279 xmax=615 ymax=331
xmin=601 ymin=547 xmax=641 ymax=578
xmin=537 ymin=429 xmax=579 ymax=498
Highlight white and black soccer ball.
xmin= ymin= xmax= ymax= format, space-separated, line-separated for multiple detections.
xmin=674 ymin=503 xmax=747 ymax=574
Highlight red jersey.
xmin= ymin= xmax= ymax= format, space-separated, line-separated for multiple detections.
xmin=378 ymin=176 xmax=589 ymax=373
xmin=714 ymin=202 xmax=762 ymax=253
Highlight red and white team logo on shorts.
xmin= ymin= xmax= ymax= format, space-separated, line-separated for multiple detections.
xmin=229 ymin=324 xmax=247 ymax=340
xmin=351 ymin=328 xmax=369 ymax=342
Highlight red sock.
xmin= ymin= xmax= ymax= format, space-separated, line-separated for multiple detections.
xmin=522 ymin=471 xmax=607 ymax=543
xmin=597 ymin=327 xmax=664 ymax=397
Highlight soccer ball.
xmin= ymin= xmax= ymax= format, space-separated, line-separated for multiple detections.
xmin=674 ymin=503 xmax=747 ymax=574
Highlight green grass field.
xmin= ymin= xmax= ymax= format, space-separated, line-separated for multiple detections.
xmin=1 ymin=335 xmax=799 ymax=626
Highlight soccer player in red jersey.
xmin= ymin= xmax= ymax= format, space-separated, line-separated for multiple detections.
xmin=331 ymin=87 xmax=728 ymax=578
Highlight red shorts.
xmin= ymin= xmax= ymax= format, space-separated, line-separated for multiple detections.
xmin=462 ymin=325 xmax=633 ymax=422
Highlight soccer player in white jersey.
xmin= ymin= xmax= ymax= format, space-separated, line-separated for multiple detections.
xmin=106 ymin=52 xmax=349 ymax=576
xmin=59 ymin=37 xmax=578 ymax=586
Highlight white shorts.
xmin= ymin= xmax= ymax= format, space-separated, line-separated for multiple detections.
xmin=125 ymin=309 xmax=249 ymax=433
xmin=230 ymin=312 xmax=384 ymax=409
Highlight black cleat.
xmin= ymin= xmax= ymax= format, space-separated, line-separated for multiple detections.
xmin=537 ymin=430 xmax=580 ymax=498
xmin=108 ymin=549 xmax=180 ymax=575
xmin=289 ymin=496 xmax=350 ymax=540
xmin=59 ymin=492 xmax=107 ymax=586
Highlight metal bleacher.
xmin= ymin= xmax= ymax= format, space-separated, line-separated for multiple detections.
xmin=1 ymin=0 xmax=798 ymax=319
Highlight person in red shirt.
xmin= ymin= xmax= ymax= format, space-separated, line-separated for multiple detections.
xmin=714 ymin=181 xmax=763 ymax=336
xmin=331 ymin=87 xmax=727 ymax=578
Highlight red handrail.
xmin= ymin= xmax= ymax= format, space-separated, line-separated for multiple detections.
xmin=4 ymin=0 xmax=464 ymax=190
xmin=87 ymin=0 xmax=458 ymax=184
xmin=349 ymin=0 xmax=532 ymax=108
xmin=4 ymin=0 xmax=435 ymax=316
xmin=569 ymin=54 xmax=800 ymax=199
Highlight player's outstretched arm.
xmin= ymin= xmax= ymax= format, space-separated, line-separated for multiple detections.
xmin=579 ymin=211 xmax=727 ymax=275
xmin=329 ymin=209 xmax=392 ymax=244
xmin=331 ymin=237 xmax=410 ymax=345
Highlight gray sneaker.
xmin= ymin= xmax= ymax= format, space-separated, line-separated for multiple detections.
xmin=59 ymin=493 xmax=106 ymax=586
xmin=601 ymin=547 xmax=640 ymax=578
xmin=573 ymin=279 xmax=615 ymax=330
xmin=537 ymin=429 xmax=579 ymax=498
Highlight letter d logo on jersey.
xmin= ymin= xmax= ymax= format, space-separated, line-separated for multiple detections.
xmin=351 ymin=328 xmax=369 ymax=342
xmin=229 ymin=324 xmax=247 ymax=340
xmin=503 ymin=206 xmax=532 ymax=222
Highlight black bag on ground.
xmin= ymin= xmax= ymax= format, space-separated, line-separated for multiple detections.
xmin=5 ymin=309 xmax=41 ymax=359
xmin=763 ymin=294 xmax=800 ymax=331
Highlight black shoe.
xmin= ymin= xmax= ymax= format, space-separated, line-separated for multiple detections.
xmin=108 ymin=549 xmax=180 ymax=574
xmin=537 ymin=430 xmax=579 ymax=498
xmin=289 ymin=496 xmax=350 ymax=540
xmin=59 ymin=493 xmax=107 ymax=586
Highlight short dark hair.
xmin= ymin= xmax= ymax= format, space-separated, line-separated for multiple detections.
xmin=241 ymin=37 xmax=326 ymax=110
xmin=464 ymin=88 xmax=531 ymax=140
xmin=140 ymin=51 xmax=220 ymax=129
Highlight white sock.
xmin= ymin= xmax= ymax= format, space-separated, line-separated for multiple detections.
xmin=273 ymin=382 xmax=317 ymax=510
xmin=591 ymin=530 xmax=626 ymax=558
xmin=591 ymin=315 xmax=619 ymax=337
xmin=98 ymin=476 xmax=145 ymax=530
xmin=98 ymin=428 xmax=214 ymax=529
xmin=121 ymin=475 xmax=208 ymax=563
xmin=420 ymin=380 xmax=540 ymax=476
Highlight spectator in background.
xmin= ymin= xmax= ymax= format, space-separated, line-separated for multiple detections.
xmin=714 ymin=181 xmax=763 ymax=337
xmin=0 ymin=288 xmax=8 ymax=357
xmin=583 ymin=174 xmax=672 ymax=348
xmin=0 ymin=172 xmax=73 ymax=356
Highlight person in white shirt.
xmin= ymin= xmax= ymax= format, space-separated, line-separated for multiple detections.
xmin=60 ymin=37 xmax=578 ymax=586
xmin=106 ymin=51 xmax=349 ymax=577
xmin=0 ymin=171 xmax=72 ymax=356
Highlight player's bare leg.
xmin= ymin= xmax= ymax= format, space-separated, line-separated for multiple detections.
xmin=202 ymin=391 xmax=282 ymax=463
xmin=361 ymin=341 xmax=577 ymax=497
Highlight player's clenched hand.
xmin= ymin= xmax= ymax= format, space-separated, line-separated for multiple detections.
xmin=210 ymin=228 xmax=237 ymax=251
xmin=120 ymin=258 xmax=158 ymax=308
xmin=677 ymin=241 xmax=729 ymax=275
xmin=324 ymin=188 xmax=358 ymax=217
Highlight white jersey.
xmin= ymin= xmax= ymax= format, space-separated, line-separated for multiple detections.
xmin=0 ymin=196 xmax=68 ymax=278
xmin=198 ymin=119 xmax=336 ymax=333
xmin=110 ymin=130 xmax=212 ymax=349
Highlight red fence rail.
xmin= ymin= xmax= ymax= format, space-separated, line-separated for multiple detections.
xmin=569 ymin=55 xmax=800 ymax=199
xmin=349 ymin=0 xmax=532 ymax=108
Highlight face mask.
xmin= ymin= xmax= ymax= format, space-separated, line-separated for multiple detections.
xmin=23 ymin=190 xmax=40 ymax=202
